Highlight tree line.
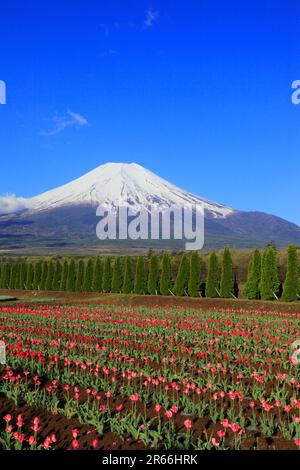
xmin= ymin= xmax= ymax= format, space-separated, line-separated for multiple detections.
xmin=0 ymin=244 xmax=299 ymax=301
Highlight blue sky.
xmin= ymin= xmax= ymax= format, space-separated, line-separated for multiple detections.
xmin=0 ymin=1 xmax=299 ymax=224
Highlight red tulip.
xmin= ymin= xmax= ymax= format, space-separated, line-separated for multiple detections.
xmin=221 ymin=419 xmax=230 ymax=428
xmin=154 ymin=404 xmax=162 ymax=413
xmin=28 ymin=436 xmax=37 ymax=445
xmin=72 ymin=439 xmax=80 ymax=450
xmin=13 ymin=432 xmax=25 ymax=443
xmin=211 ymin=438 xmax=219 ymax=447
xmin=16 ymin=414 xmax=23 ymax=427
xmin=184 ymin=419 xmax=192 ymax=429
xmin=130 ymin=393 xmax=139 ymax=402
xmin=71 ymin=429 xmax=79 ymax=439
xmin=92 ymin=439 xmax=98 ymax=449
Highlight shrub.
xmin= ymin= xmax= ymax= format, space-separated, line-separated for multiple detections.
xmin=160 ymin=252 xmax=172 ymax=295
xmin=205 ymin=251 xmax=219 ymax=298
xmin=282 ymin=244 xmax=299 ymax=302
xmin=188 ymin=251 xmax=202 ymax=297
xmin=220 ymin=248 xmax=234 ymax=298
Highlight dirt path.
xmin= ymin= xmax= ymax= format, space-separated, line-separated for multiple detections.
xmin=1 ymin=289 xmax=300 ymax=314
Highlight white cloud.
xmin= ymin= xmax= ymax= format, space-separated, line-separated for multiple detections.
xmin=0 ymin=194 xmax=32 ymax=215
xmin=143 ymin=8 xmax=159 ymax=29
xmin=67 ymin=111 xmax=88 ymax=126
xmin=40 ymin=110 xmax=88 ymax=137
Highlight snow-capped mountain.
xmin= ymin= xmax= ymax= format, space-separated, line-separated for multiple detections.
xmin=1 ymin=162 xmax=300 ymax=253
xmin=30 ymin=162 xmax=233 ymax=218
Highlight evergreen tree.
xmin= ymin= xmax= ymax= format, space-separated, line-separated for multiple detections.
xmin=205 ymin=251 xmax=219 ymax=298
xmin=282 ymin=245 xmax=299 ymax=302
xmin=3 ymin=263 xmax=11 ymax=289
xmin=260 ymin=246 xmax=280 ymax=300
xmin=14 ymin=259 xmax=24 ymax=289
xmin=66 ymin=258 xmax=76 ymax=291
xmin=9 ymin=262 xmax=18 ymax=290
xmin=32 ymin=261 xmax=42 ymax=290
xmin=1 ymin=262 xmax=7 ymax=289
xmin=111 ymin=257 xmax=122 ymax=293
xmin=220 ymin=248 xmax=234 ymax=298
xmin=174 ymin=254 xmax=189 ymax=296
xmin=244 ymin=249 xmax=261 ymax=300
xmin=188 ymin=251 xmax=202 ymax=297
xmin=60 ymin=260 xmax=68 ymax=291
xmin=147 ymin=254 xmax=159 ymax=295
xmin=40 ymin=260 xmax=49 ymax=290
xmin=134 ymin=256 xmax=147 ymax=294
xmin=52 ymin=260 xmax=62 ymax=291
xmin=25 ymin=263 xmax=34 ymax=290
xmin=75 ymin=260 xmax=85 ymax=292
xmin=122 ymin=256 xmax=133 ymax=294
xmin=159 ymin=252 xmax=172 ymax=295
xmin=45 ymin=260 xmax=55 ymax=291
xmin=1 ymin=263 xmax=6 ymax=288
xmin=0 ymin=261 xmax=4 ymax=288
xmin=102 ymin=257 xmax=111 ymax=293
xmin=20 ymin=261 xmax=28 ymax=290
xmin=0 ymin=262 xmax=4 ymax=289
xmin=83 ymin=258 xmax=94 ymax=292
xmin=92 ymin=257 xmax=103 ymax=292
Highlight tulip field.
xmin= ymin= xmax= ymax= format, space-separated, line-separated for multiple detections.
xmin=0 ymin=303 xmax=299 ymax=450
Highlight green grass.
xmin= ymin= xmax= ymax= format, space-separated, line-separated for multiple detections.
xmin=0 ymin=295 xmax=17 ymax=302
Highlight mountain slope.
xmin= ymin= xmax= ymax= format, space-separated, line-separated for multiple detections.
xmin=0 ymin=162 xmax=299 ymax=254
xmin=30 ymin=162 xmax=233 ymax=218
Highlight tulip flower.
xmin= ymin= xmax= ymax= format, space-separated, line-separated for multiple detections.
xmin=131 ymin=393 xmax=139 ymax=402
xmin=92 ymin=439 xmax=98 ymax=449
xmin=211 ymin=438 xmax=220 ymax=447
xmin=71 ymin=429 xmax=79 ymax=439
xmin=72 ymin=439 xmax=80 ymax=450
xmin=3 ymin=414 xmax=12 ymax=423
xmin=154 ymin=404 xmax=162 ymax=413
xmin=184 ymin=419 xmax=192 ymax=429
xmin=28 ymin=436 xmax=37 ymax=446
xmin=16 ymin=414 xmax=23 ymax=428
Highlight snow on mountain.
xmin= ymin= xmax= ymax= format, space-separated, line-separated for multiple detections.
xmin=30 ymin=162 xmax=234 ymax=218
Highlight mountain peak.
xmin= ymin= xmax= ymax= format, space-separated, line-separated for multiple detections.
xmin=29 ymin=161 xmax=233 ymax=218
xmin=2 ymin=161 xmax=300 ymax=251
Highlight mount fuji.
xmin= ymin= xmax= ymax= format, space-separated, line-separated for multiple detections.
xmin=1 ymin=162 xmax=300 ymax=254
xmin=29 ymin=162 xmax=233 ymax=217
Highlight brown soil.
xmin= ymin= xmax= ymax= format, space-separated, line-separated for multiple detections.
xmin=1 ymin=357 xmax=298 ymax=451
xmin=0 ymin=394 xmax=146 ymax=450
xmin=1 ymin=289 xmax=300 ymax=315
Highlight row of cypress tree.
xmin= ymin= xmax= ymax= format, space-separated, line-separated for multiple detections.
xmin=0 ymin=251 xmax=230 ymax=297
xmin=0 ymin=246 xmax=299 ymax=301
xmin=244 ymin=244 xmax=300 ymax=302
